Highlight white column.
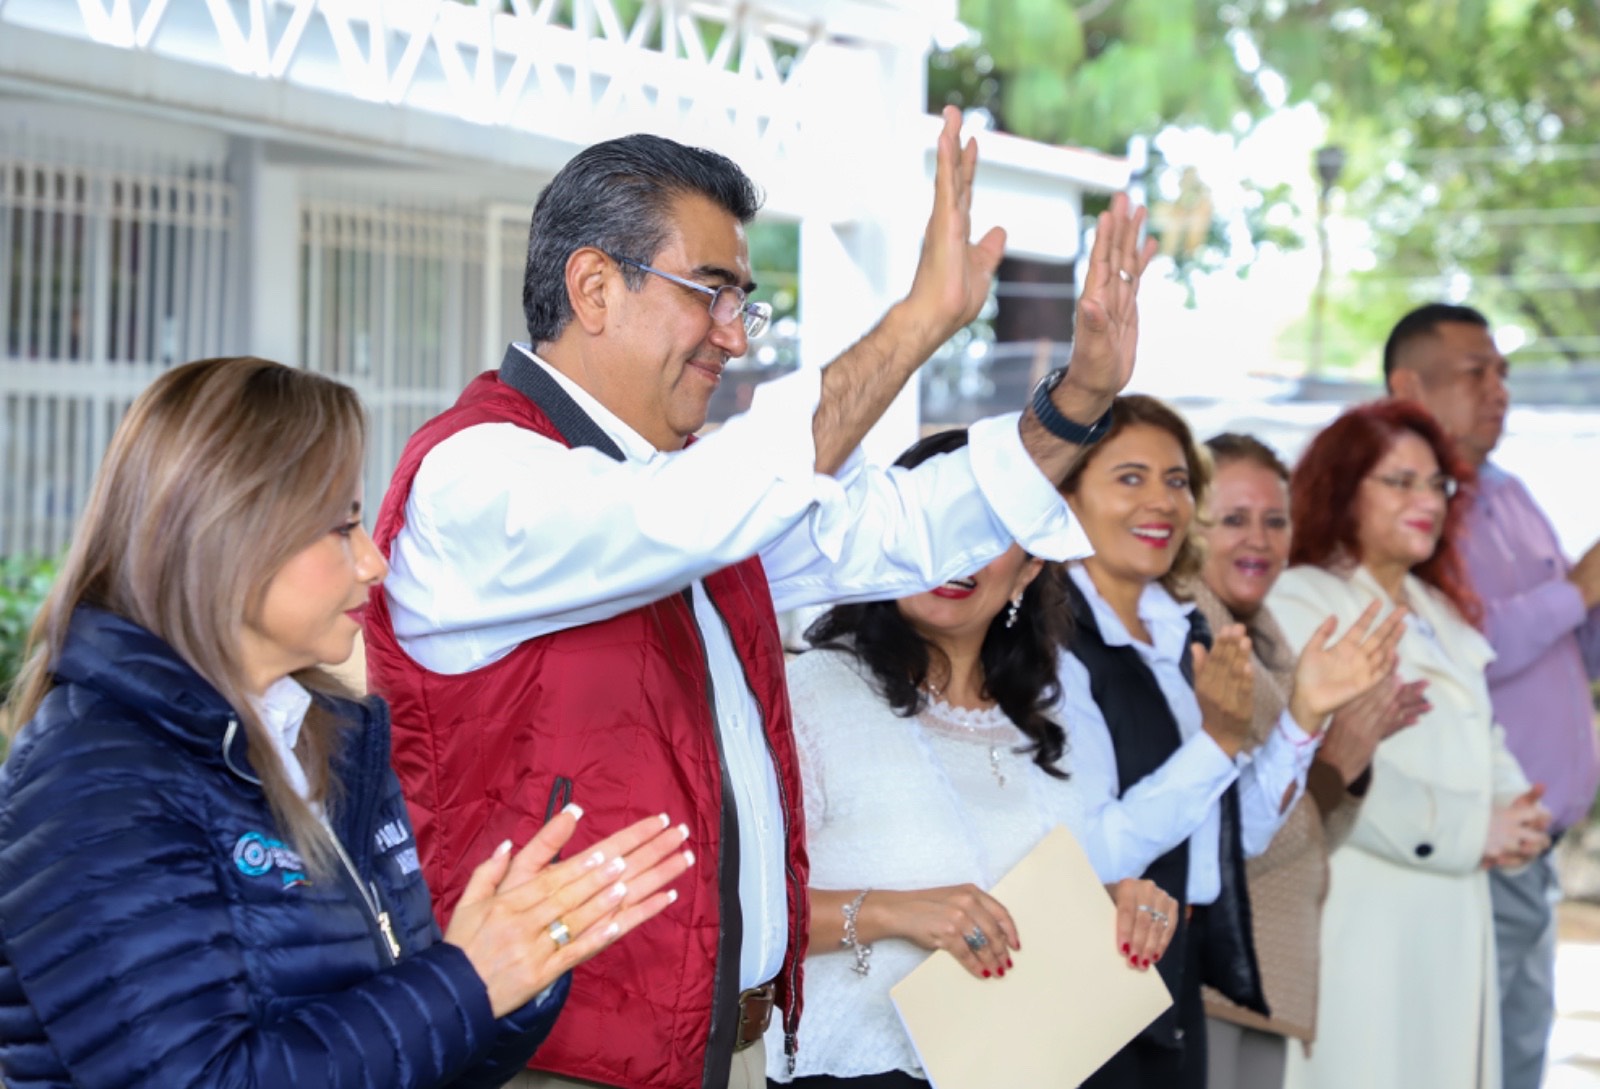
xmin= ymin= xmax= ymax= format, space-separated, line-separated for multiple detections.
xmin=231 ymin=137 xmax=301 ymax=366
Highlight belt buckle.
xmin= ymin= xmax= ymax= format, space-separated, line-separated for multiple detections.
xmin=734 ymin=982 xmax=774 ymax=1052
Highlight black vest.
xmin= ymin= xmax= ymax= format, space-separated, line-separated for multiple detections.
xmin=1063 ymin=577 xmax=1268 ymax=1048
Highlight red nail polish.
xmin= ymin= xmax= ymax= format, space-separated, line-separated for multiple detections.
xmin=998 ymin=969 xmax=1006 ymax=978
xmin=1016 ymin=941 xmax=1022 ymax=950
xmin=1141 ymin=958 xmax=1151 ymax=968
xmin=1121 ymin=943 xmax=1130 ymax=954
xmin=982 ymin=970 xmax=991 ymax=978
xmin=1007 ymin=958 xmax=1014 ymax=969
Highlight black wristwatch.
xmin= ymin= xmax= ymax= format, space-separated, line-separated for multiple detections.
xmin=1028 ymin=367 xmax=1113 ymax=447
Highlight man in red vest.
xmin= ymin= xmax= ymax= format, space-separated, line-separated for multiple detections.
xmin=366 ymin=106 xmax=1154 ymax=1089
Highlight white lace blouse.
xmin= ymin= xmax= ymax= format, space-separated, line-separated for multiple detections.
xmin=765 ymin=648 xmax=1085 ymax=1081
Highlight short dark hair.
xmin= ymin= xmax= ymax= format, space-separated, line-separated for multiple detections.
xmin=1382 ymin=303 xmax=1490 ymax=386
xmin=522 ymin=134 xmax=764 ymax=346
xmin=803 ymin=429 xmax=1073 ymax=778
xmin=1204 ymin=432 xmax=1290 ymax=483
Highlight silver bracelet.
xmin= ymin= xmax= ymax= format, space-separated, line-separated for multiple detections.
xmin=840 ymin=889 xmax=873 ymax=977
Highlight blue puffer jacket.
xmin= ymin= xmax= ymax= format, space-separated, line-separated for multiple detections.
xmin=0 ymin=605 xmax=568 ymax=1089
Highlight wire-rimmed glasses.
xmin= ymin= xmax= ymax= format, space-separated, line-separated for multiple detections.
xmin=612 ymin=256 xmax=772 ymax=339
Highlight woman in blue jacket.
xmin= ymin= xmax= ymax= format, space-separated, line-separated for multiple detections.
xmin=0 ymin=356 xmax=695 ymax=1089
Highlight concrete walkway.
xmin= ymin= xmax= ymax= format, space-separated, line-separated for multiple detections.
xmin=1550 ymin=904 xmax=1600 ymax=1087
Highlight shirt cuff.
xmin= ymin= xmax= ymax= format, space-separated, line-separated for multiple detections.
xmin=967 ymin=412 xmax=1093 ymax=562
xmin=1173 ymin=729 xmax=1244 ymax=796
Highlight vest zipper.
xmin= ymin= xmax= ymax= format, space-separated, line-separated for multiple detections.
xmin=329 ymin=828 xmax=400 ymax=964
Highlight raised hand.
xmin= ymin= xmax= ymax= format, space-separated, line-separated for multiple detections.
xmin=1108 ymin=878 xmax=1178 ymax=971
xmin=1288 ymin=601 xmax=1407 ymax=733
xmin=1062 ymin=192 xmax=1159 ymax=402
xmin=445 ymin=807 xmax=694 ymax=1018
xmin=1193 ymin=624 xmax=1255 ymax=758
xmin=903 ymin=106 xmax=1008 ymax=349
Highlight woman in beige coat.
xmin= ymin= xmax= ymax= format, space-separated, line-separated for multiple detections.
xmin=1270 ymin=402 xmax=1549 ymax=1089
xmin=1196 ymin=434 xmax=1428 ymax=1089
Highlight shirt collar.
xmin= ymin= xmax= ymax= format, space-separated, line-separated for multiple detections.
xmin=1068 ymin=563 xmax=1194 ymax=661
xmin=249 ymin=676 xmax=314 ymax=803
xmin=512 ymin=343 xmax=665 ymax=466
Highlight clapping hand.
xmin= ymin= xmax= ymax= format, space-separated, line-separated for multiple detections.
xmin=1288 ymin=601 xmax=1407 ymax=734
xmin=444 ymin=807 xmax=694 ymax=1018
xmin=1193 ymin=624 xmax=1255 ymax=758
xmin=1317 ymin=673 xmax=1430 ymax=787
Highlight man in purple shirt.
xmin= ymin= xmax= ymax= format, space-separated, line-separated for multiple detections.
xmin=1387 ymin=302 xmax=1600 ymax=1089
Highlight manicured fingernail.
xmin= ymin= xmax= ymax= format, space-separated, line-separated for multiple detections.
xmin=1121 ymin=943 xmax=1130 ymax=955
xmin=605 ymin=922 xmax=621 ymax=938
xmin=563 ymin=803 xmax=584 ymax=820
xmin=1007 ymin=958 xmax=1014 ymax=969
xmin=982 ymin=970 xmax=991 ymax=978
xmin=1141 ymin=958 xmax=1150 ymax=968
xmin=605 ymin=856 xmax=626 ymax=876
xmin=494 ymin=839 xmax=513 ymax=857
xmin=666 ymin=889 xmax=678 ymax=903
xmin=677 ymin=823 xmax=690 ymax=841
xmin=1016 ymin=941 xmax=1022 ymax=951
xmin=683 ymin=849 xmax=696 ymax=868
xmin=583 ymin=849 xmax=606 ymax=870
xmin=998 ymin=968 xmax=1006 ymax=978
xmin=659 ymin=813 xmax=671 ymax=828
xmin=609 ymin=881 xmax=627 ymax=902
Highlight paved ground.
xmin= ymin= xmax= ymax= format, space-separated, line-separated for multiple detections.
xmin=1550 ymin=903 xmax=1600 ymax=1087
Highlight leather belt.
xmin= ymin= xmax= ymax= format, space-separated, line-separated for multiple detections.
xmin=734 ymin=982 xmax=775 ymax=1051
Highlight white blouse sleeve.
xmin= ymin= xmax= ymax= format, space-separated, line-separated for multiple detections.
xmin=1056 ymin=651 xmax=1241 ymax=883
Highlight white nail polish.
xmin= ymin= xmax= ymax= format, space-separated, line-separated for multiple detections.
xmin=667 ymin=888 xmax=679 ymax=903
xmin=658 ymin=812 xmax=671 ymax=828
xmin=583 ymin=849 xmax=606 ymax=870
xmin=610 ymin=881 xmax=628 ymax=901
xmin=677 ymin=823 xmax=690 ymax=841
xmin=605 ymin=922 xmax=621 ymax=939
xmin=683 ymin=849 xmax=696 ymax=868
xmin=563 ymin=803 xmax=585 ymax=821
xmin=606 ymin=856 xmax=627 ymax=876
xmin=494 ymin=839 xmax=513 ymax=858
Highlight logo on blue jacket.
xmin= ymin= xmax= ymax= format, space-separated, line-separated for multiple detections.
xmin=233 ymin=831 xmax=310 ymax=889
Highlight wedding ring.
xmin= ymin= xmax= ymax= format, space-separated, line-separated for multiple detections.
xmin=963 ymin=927 xmax=989 ymax=953
xmin=547 ymin=918 xmax=572 ymax=947
xmin=1152 ymin=910 xmax=1170 ymax=926
xmin=1118 ymin=269 xmax=1133 ymax=283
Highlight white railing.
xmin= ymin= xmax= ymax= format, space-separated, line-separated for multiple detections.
xmin=0 ymin=132 xmax=236 ymax=556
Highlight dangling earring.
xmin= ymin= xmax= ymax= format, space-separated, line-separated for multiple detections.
xmin=1005 ymin=597 xmax=1022 ymax=629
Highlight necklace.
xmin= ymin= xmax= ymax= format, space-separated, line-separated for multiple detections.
xmin=917 ymin=696 xmax=1014 ymax=789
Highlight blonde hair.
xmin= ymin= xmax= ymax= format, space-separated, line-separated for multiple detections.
xmin=1059 ymin=393 xmax=1212 ymax=598
xmin=3 ymin=357 xmax=367 ymax=870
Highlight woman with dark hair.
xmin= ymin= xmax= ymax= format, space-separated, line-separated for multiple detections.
xmin=1271 ymin=400 xmax=1548 ymax=1089
xmin=0 ymin=357 xmax=693 ymax=1089
xmin=1054 ymin=396 xmax=1400 ymax=1089
xmin=765 ymin=429 xmax=1177 ymax=1089
xmin=1195 ymin=433 xmax=1428 ymax=1089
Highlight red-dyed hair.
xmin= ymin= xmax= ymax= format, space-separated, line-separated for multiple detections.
xmin=1289 ymin=399 xmax=1481 ymax=625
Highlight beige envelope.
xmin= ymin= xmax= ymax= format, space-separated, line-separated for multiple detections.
xmin=890 ymin=825 xmax=1174 ymax=1088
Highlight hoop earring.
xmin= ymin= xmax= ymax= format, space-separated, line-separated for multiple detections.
xmin=1005 ymin=598 xmax=1022 ymax=629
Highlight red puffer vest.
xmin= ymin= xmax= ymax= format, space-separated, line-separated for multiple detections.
xmin=365 ymin=356 xmax=809 ymax=1089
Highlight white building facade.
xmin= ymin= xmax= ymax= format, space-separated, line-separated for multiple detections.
xmin=0 ymin=0 xmax=1128 ymax=555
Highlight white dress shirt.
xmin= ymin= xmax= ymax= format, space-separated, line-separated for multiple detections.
xmin=1058 ymin=564 xmax=1317 ymax=904
xmin=253 ymin=677 xmax=315 ymax=806
xmin=385 ymin=345 xmax=1091 ymax=990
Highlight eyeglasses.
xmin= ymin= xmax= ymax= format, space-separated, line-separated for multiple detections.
xmin=612 ymin=256 xmax=772 ymax=338
xmin=1369 ymin=471 xmax=1460 ymax=500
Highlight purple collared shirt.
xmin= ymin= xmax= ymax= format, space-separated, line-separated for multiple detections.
xmin=1461 ymin=462 xmax=1600 ymax=831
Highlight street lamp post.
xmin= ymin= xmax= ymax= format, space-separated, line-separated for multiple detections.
xmin=1310 ymin=144 xmax=1346 ymax=377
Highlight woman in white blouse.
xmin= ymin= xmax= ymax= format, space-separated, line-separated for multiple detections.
xmin=1271 ymin=399 xmax=1549 ymax=1089
xmin=1055 ymin=395 xmax=1400 ymax=1089
xmin=765 ymin=430 xmax=1178 ymax=1089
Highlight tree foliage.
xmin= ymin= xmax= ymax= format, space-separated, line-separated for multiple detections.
xmin=938 ymin=0 xmax=1600 ymax=370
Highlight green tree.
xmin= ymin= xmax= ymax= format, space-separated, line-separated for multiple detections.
xmin=940 ymin=0 xmax=1600 ymax=373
